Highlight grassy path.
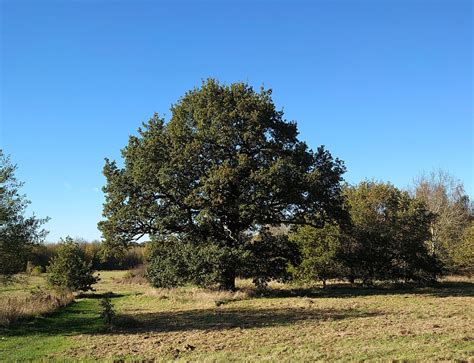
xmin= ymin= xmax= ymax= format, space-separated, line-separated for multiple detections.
xmin=0 ymin=298 xmax=104 ymax=360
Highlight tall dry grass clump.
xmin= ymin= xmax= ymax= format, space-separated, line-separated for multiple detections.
xmin=144 ymin=285 xmax=251 ymax=306
xmin=0 ymin=289 xmax=74 ymax=326
xmin=113 ymin=265 xmax=148 ymax=285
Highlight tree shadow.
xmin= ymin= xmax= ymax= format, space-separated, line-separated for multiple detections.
xmin=2 ymin=281 xmax=470 ymax=339
xmin=111 ymin=306 xmax=380 ymax=334
xmin=2 ymin=303 xmax=380 ymax=337
xmin=1 ymin=299 xmax=104 ymax=338
xmin=253 ymin=280 xmax=474 ymax=299
xmin=76 ymin=291 xmax=127 ymax=299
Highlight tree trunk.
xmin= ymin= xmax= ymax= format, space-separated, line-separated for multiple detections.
xmin=220 ymin=267 xmax=236 ymax=291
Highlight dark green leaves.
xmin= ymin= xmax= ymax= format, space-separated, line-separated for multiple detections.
xmin=99 ymin=79 xmax=346 ymax=289
xmin=47 ymin=237 xmax=99 ymax=292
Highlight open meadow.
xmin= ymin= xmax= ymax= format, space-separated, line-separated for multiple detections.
xmin=0 ymin=271 xmax=473 ymax=361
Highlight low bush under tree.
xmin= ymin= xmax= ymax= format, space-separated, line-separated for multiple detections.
xmin=289 ymin=222 xmax=348 ymax=286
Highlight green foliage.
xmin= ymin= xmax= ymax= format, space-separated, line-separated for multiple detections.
xmin=340 ymin=182 xmax=441 ymax=283
xmin=99 ymin=79 xmax=347 ymax=289
xmin=0 ymin=150 xmax=49 ymax=279
xmin=291 ymin=182 xmax=442 ymax=285
xmin=289 ymin=223 xmax=347 ymax=285
xmin=241 ymin=230 xmax=301 ymax=288
xmin=450 ymin=221 xmax=474 ymax=276
xmin=99 ymin=294 xmax=115 ymax=328
xmin=47 ymin=237 xmax=99 ymax=292
xmin=146 ymin=236 xmax=235 ymax=288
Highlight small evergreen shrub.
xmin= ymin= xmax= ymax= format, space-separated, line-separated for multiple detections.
xmin=47 ymin=237 xmax=99 ymax=292
xmin=100 ymin=294 xmax=115 ymax=328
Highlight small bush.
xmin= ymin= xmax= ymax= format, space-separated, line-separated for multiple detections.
xmin=100 ymin=294 xmax=115 ymax=328
xmin=47 ymin=237 xmax=99 ymax=292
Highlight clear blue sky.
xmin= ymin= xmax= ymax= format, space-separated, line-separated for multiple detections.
xmin=1 ymin=0 xmax=472 ymax=242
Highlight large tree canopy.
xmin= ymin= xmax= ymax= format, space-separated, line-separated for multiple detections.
xmin=99 ymin=80 xmax=347 ymax=289
xmin=0 ymin=150 xmax=48 ymax=280
xmin=339 ymin=181 xmax=441 ymax=283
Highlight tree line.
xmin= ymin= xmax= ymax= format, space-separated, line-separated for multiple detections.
xmin=27 ymin=239 xmax=145 ymax=273
xmin=1 ymin=79 xmax=472 ymax=292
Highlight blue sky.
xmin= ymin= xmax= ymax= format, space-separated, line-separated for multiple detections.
xmin=1 ymin=0 xmax=472 ymax=242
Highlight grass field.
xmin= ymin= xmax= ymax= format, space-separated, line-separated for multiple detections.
xmin=0 ymin=271 xmax=473 ymax=361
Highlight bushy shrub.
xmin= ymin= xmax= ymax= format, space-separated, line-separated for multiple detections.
xmin=31 ymin=265 xmax=44 ymax=276
xmin=47 ymin=237 xmax=99 ymax=292
xmin=100 ymin=294 xmax=115 ymax=328
xmin=289 ymin=223 xmax=347 ymax=286
xmin=146 ymin=237 xmax=226 ymax=288
xmin=146 ymin=230 xmax=300 ymax=290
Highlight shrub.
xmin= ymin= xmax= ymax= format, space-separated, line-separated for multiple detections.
xmin=100 ymin=294 xmax=115 ymax=328
xmin=289 ymin=223 xmax=348 ymax=286
xmin=240 ymin=231 xmax=301 ymax=289
xmin=47 ymin=237 xmax=99 ymax=292
xmin=146 ymin=237 xmax=224 ymax=288
xmin=147 ymin=228 xmax=303 ymax=290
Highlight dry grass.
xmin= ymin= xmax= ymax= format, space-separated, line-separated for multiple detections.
xmin=67 ymin=277 xmax=474 ymax=361
xmin=113 ymin=266 xmax=148 ymax=285
xmin=143 ymin=286 xmax=250 ymax=307
xmin=0 ymin=289 xmax=74 ymax=327
xmin=1 ymin=272 xmax=473 ymax=361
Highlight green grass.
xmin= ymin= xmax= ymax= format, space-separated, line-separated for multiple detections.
xmin=0 ymin=299 xmax=102 ymax=360
xmin=0 ymin=272 xmax=473 ymax=361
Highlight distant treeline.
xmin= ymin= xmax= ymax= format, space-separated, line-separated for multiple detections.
xmin=27 ymin=241 xmax=146 ymax=272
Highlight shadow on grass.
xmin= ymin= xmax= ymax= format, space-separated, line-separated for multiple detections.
xmin=0 ymin=299 xmax=104 ymax=338
xmin=1 ymin=281 xmax=471 ymax=338
xmin=1 ymin=302 xmax=380 ymax=337
xmin=112 ymin=306 xmax=380 ymax=333
xmin=253 ymin=281 xmax=474 ymax=299
xmin=75 ymin=291 xmax=127 ymax=299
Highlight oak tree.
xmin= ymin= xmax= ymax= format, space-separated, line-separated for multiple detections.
xmin=99 ymin=80 xmax=346 ymax=290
